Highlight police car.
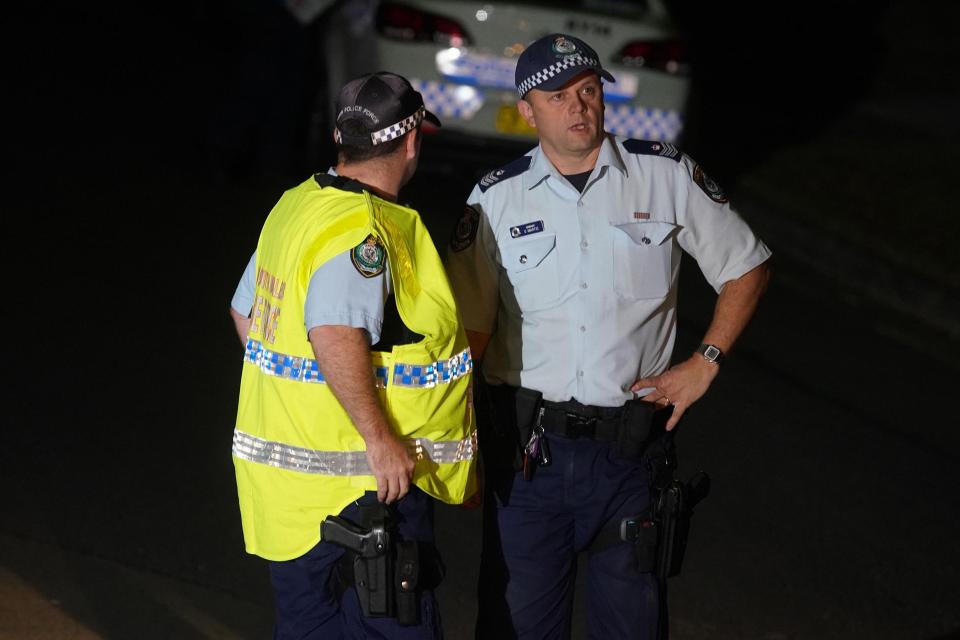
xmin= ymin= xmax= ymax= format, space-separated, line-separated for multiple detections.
xmin=317 ymin=0 xmax=690 ymax=145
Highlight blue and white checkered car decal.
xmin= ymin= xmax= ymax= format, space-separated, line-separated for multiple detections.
xmin=244 ymin=338 xmax=471 ymax=389
xmin=411 ymin=80 xmax=484 ymax=120
xmin=517 ymin=54 xmax=599 ymax=96
xmin=605 ymin=106 xmax=683 ymax=143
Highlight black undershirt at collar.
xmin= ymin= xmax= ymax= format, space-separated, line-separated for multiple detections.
xmin=563 ymin=170 xmax=592 ymax=193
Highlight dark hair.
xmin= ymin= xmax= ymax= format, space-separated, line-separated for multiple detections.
xmin=336 ymin=120 xmax=417 ymax=164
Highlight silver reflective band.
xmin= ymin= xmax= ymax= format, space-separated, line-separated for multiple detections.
xmin=243 ymin=338 xmax=472 ymax=389
xmin=233 ymin=429 xmax=477 ymax=475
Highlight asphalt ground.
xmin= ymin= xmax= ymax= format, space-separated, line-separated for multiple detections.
xmin=5 ymin=1 xmax=959 ymax=638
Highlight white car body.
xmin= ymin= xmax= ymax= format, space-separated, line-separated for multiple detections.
xmin=320 ymin=0 xmax=689 ymax=144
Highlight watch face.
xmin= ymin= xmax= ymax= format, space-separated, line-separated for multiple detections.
xmin=701 ymin=345 xmax=721 ymax=361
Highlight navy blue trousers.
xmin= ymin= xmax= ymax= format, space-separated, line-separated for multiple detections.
xmin=269 ymin=488 xmax=442 ymax=640
xmin=477 ymin=433 xmax=659 ymax=639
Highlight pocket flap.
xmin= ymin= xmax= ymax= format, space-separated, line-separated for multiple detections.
xmin=501 ymin=233 xmax=557 ymax=273
xmin=614 ymin=221 xmax=677 ymax=246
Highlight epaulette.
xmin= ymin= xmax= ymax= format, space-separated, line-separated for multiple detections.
xmin=622 ymin=139 xmax=682 ymax=162
xmin=477 ymin=156 xmax=532 ymax=193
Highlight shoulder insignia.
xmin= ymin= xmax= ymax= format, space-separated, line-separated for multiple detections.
xmin=477 ymin=156 xmax=532 ymax=193
xmin=351 ymin=235 xmax=386 ymax=278
xmin=450 ymin=205 xmax=480 ymax=252
xmin=692 ymin=164 xmax=729 ymax=204
xmin=622 ymin=139 xmax=682 ymax=162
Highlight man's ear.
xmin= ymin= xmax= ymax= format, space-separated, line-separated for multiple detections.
xmin=404 ymin=127 xmax=420 ymax=160
xmin=516 ymin=99 xmax=536 ymax=129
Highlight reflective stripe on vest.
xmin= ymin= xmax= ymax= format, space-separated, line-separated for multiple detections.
xmin=233 ymin=429 xmax=477 ymax=475
xmin=243 ymin=338 xmax=472 ymax=388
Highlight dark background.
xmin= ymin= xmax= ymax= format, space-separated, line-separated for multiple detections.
xmin=4 ymin=0 xmax=959 ymax=638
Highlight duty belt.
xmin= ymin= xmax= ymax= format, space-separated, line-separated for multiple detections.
xmin=539 ymin=400 xmax=626 ymax=440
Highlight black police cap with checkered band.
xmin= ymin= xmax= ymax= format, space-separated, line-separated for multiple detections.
xmin=334 ymin=72 xmax=441 ymax=147
xmin=515 ymin=34 xmax=615 ymax=98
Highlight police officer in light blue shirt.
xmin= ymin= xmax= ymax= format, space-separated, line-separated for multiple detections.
xmin=446 ymin=33 xmax=772 ymax=639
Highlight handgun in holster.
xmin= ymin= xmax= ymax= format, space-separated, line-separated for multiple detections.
xmin=629 ymin=418 xmax=711 ymax=581
xmin=321 ymin=506 xmax=425 ymax=626
xmin=654 ymin=470 xmax=710 ymax=582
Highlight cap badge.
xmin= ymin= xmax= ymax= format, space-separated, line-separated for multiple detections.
xmin=552 ymin=36 xmax=577 ymax=55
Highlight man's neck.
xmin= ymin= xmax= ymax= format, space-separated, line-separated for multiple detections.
xmin=540 ymin=140 xmax=603 ymax=176
xmin=334 ymin=160 xmax=403 ymax=201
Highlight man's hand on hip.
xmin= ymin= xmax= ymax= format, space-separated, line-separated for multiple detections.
xmin=631 ymin=355 xmax=719 ymax=431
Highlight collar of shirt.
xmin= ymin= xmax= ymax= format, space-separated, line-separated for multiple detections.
xmin=522 ymin=134 xmax=627 ymax=196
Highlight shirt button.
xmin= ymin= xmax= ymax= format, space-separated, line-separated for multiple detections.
xmin=579 ymin=325 xmax=586 ymax=332
xmin=580 ymin=282 xmax=588 ymax=289
xmin=641 ymin=237 xmax=651 ymax=245
xmin=577 ymin=370 xmax=584 ymax=377
xmin=519 ymin=255 xmax=528 ymax=264
xmin=580 ymin=240 xmax=588 ymax=249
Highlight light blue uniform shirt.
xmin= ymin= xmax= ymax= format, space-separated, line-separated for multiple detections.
xmin=230 ymin=170 xmax=390 ymax=344
xmin=231 ymin=250 xmax=390 ymax=344
xmin=446 ymin=134 xmax=772 ymax=407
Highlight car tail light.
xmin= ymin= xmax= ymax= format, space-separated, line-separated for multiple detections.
xmin=377 ymin=2 xmax=472 ymax=47
xmin=615 ymin=38 xmax=689 ymax=75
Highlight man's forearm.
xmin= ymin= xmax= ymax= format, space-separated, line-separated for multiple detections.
xmin=309 ymin=324 xmax=414 ymax=502
xmin=700 ymin=261 xmax=771 ymax=354
xmin=308 ymin=325 xmax=392 ymax=441
xmin=230 ymin=307 xmax=252 ymax=346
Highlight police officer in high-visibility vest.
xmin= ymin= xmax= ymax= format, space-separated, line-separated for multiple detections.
xmin=446 ymin=34 xmax=772 ymax=639
xmin=229 ymin=71 xmax=476 ymax=639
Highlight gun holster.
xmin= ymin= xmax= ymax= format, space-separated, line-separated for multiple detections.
xmin=321 ymin=504 xmax=444 ymax=626
xmin=654 ymin=470 xmax=710 ymax=581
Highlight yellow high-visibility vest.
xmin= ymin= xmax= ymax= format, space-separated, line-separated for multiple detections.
xmin=233 ymin=176 xmax=476 ymax=561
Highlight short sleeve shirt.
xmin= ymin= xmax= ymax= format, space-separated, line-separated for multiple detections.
xmin=445 ymin=134 xmax=772 ymax=406
xmin=230 ymin=169 xmax=392 ymax=345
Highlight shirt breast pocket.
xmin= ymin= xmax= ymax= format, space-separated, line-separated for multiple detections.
xmin=500 ymin=233 xmax=559 ymax=310
xmin=612 ymin=221 xmax=677 ymax=299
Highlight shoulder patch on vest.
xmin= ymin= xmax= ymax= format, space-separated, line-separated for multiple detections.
xmin=351 ymin=235 xmax=386 ymax=278
xmin=622 ymin=139 xmax=682 ymax=162
xmin=477 ymin=156 xmax=532 ymax=193
xmin=692 ymin=164 xmax=728 ymax=204
xmin=450 ymin=205 xmax=480 ymax=252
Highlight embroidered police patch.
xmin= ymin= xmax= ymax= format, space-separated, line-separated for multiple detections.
xmin=351 ymin=235 xmax=386 ymax=278
xmin=450 ymin=205 xmax=480 ymax=252
xmin=693 ymin=164 xmax=728 ymax=204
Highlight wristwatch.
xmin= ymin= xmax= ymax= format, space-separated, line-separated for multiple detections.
xmin=696 ymin=343 xmax=724 ymax=364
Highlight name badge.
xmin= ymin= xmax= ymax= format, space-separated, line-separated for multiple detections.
xmin=509 ymin=220 xmax=544 ymax=238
